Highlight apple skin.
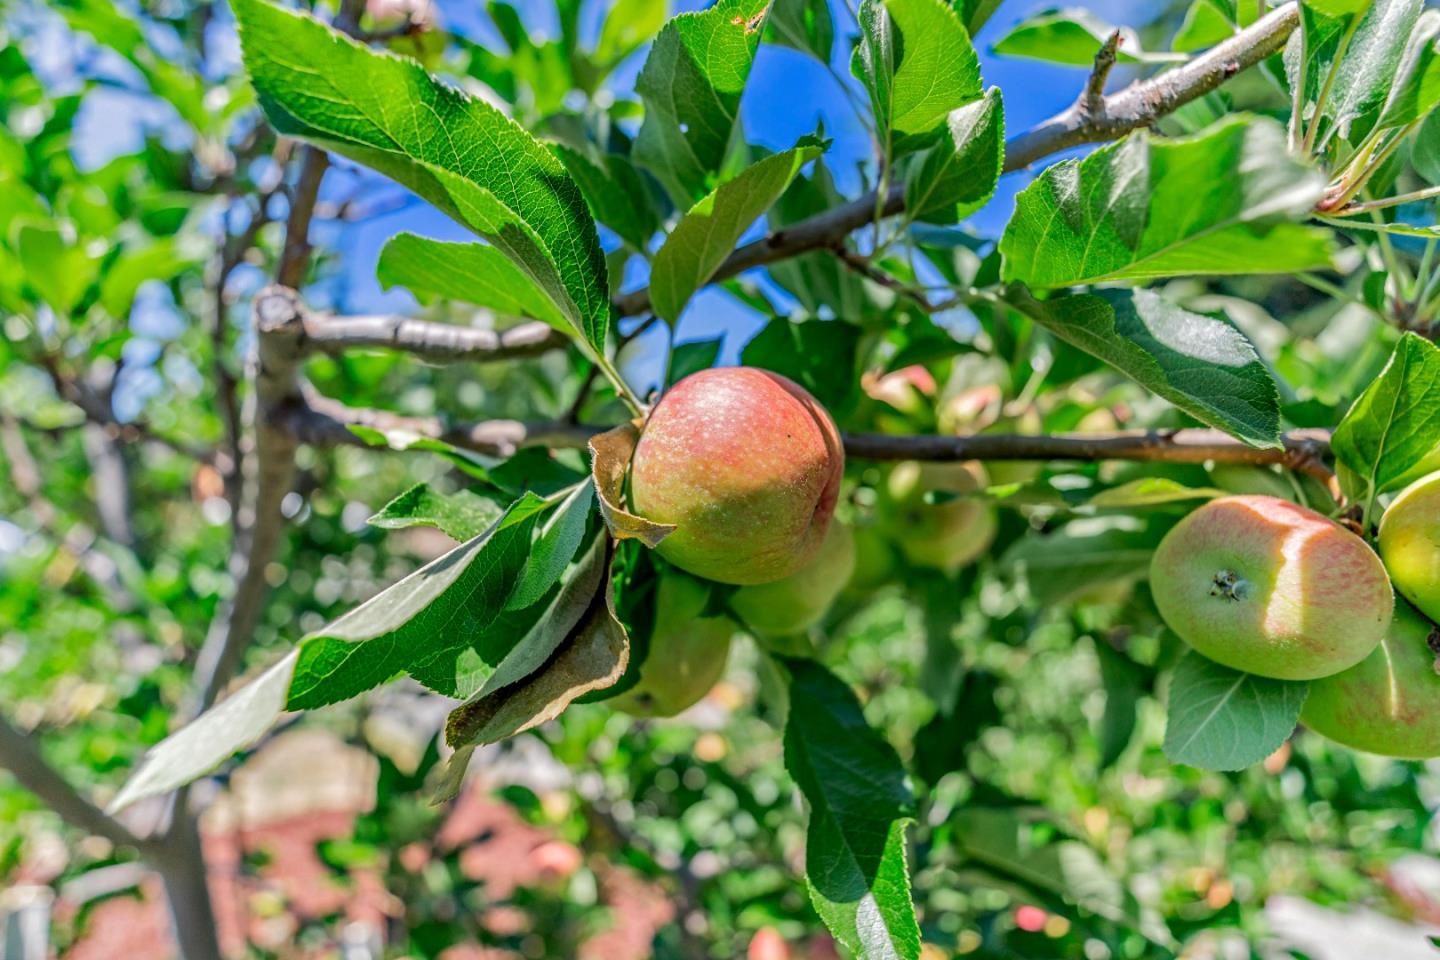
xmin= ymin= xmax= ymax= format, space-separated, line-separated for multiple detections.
xmin=630 ymin=368 xmax=843 ymax=586
xmin=612 ymin=573 xmax=735 ymax=718
xmin=731 ymin=520 xmax=857 ymax=637
xmin=1302 ymin=600 xmax=1440 ymax=758
xmin=879 ymin=461 xmax=997 ymax=573
xmin=843 ymin=525 xmax=898 ymax=599
xmin=1150 ymin=495 xmax=1393 ymax=681
xmin=1378 ymin=470 xmax=1440 ymax=624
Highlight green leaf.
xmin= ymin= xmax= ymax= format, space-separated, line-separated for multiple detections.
xmin=783 ymin=658 xmax=921 ymax=960
xmin=1095 ymin=643 xmax=1143 ymax=769
xmin=650 ymin=145 xmax=822 ymax=321
xmin=506 ymin=480 xmax=595 ymax=611
xmin=368 ymin=483 xmax=508 ymax=542
xmin=595 ymin=0 xmax=668 ymax=68
xmin=346 ymin=424 xmax=492 ymax=480
xmin=232 ymin=0 xmax=609 ymax=352
xmin=767 ymin=159 xmax=876 ymax=320
xmin=993 ymin=9 xmax=1181 ymax=66
xmin=443 ymin=536 xmax=627 ymax=755
xmin=905 ymin=88 xmax=1004 ymax=224
xmin=1332 ymin=333 xmax=1440 ymax=498
xmin=553 ymin=146 xmax=662 ymax=254
xmin=1311 ymin=0 xmax=1423 ymax=139
xmin=956 ymin=0 xmax=1004 ymax=35
xmin=741 ymin=317 xmax=863 ymax=413
xmin=1085 ymin=477 xmax=1226 ymax=509
xmin=1173 ymin=0 xmax=1252 ymax=53
xmin=286 ymin=493 xmax=552 ymax=709
xmin=1376 ymin=9 xmax=1440 ymax=129
xmin=1164 ymin=651 xmax=1308 ymax=770
xmin=590 ymin=422 xmax=676 ymax=547
xmin=109 ymin=652 xmax=299 ymax=813
xmin=1000 ymin=117 xmax=1332 ymax=288
xmin=768 ymin=0 xmax=835 ymax=63
xmin=99 ymin=237 xmax=206 ymax=318
xmin=15 ymin=222 xmax=98 ymax=317
xmin=668 ymin=337 xmax=723 ymax=386
xmin=375 ymin=233 xmax=565 ymax=326
xmin=1025 ymin=288 xmax=1283 ymax=448
xmin=855 ymin=0 xmax=984 ymax=153
xmin=953 ymin=808 xmax=1173 ymax=946
xmin=1004 ymin=516 xmax=1164 ymax=605
xmin=633 ymin=0 xmax=770 ymax=205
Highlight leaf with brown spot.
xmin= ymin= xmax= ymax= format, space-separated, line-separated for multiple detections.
xmin=442 ymin=536 xmax=629 ymax=756
xmin=590 ymin=421 xmax=675 ymax=547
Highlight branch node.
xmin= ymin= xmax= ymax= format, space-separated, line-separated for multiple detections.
xmin=1083 ymin=31 xmax=1123 ymax=117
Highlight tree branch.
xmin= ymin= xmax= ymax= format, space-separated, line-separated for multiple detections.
xmin=609 ymin=2 xmax=1300 ymax=318
xmin=0 ymin=713 xmax=154 ymax=855
xmin=286 ymin=310 xmax=569 ymax=364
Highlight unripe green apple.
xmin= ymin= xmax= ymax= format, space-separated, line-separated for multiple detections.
xmin=1378 ymin=470 xmax=1440 ymax=623
xmin=629 ymin=368 xmax=843 ymax=586
xmin=1301 ymin=600 xmax=1440 ymax=758
xmin=731 ymin=520 xmax=857 ymax=637
xmin=612 ymin=573 xmax=735 ymax=718
xmin=880 ymin=461 xmax=997 ymax=573
xmin=843 ymin=525 xmax=898 ymax=599
xmin=1150 ymin=495 xmax=1393 ymax=681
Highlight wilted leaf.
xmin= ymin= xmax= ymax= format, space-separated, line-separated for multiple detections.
xmin=589 ymin=422 xmax=676 ymax=547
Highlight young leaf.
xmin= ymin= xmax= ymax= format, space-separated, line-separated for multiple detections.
xmin=376 ymin=233 xmax=565 ymax=327
xmin=1309 ymin=0 xmax=1423 ymax=139
xmin=286 ymin=493 xmax=551 ymax=709
xmin=443 ymin=535 xmax=626 ymax=751
xmin=633 ymin=0 xmax=770 ymax=206
xmin=993 ymin=9 xmax=1180 ymax=66
xmin=1000 ymin=117 xmax=1332 ymax=288
xmin=767 ymin=0 xmax=835 ymax=63
xmin=552 ymin=146 xmax=662 ymax=253
xmin=854 ymin=0 xmax=984 ymax=154
xmin=1164 ymin=651 xmax=1308 ymax=770
xmin=368 ymin=483 xmax=508 ymax=542
xmin=650 ymin=144 xmax=823 ymax=321
xmin=1332 ymin=333 xmax=1440 ymax=497
xmin=782 ymin=658 xmax=921 ymax=960
xmin=1024 ymin=288 xmax=1283 ymax=448
xmin=1376 ymin=10 xmax=1440 ymax=130
xmin=109 ymin=652 xmax=299 ymax=813
xmin=232 ymin=0 xmax=609 ymax=352
xmin=589 ymin=421 xmax=676 ymax=547
xmin=905 ymin=88 xmax=1004 ymax=224
xmin=594 ymin=0 xmax=667 ymax=68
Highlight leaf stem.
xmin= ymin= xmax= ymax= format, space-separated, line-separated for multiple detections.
xmin=1332 ymin=183 xmax=1440 ymax=216
xmin=1301 ymin=14 xmax=1361 ymax=155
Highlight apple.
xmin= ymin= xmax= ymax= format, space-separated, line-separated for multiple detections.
xmin=1150 ymin=495 xmax=1393 ymax=681
xmin=612 ymin=573 xmax=735 ymax=718
xmin=1302 ymin=600 xmax=1440 ymax=758
xmin=843 ymin=524 xmax=899 ymax=599
xmin=879 ymin=460 xmax=997 ymax=573
xmin=731 ymin=520 xmax=857 ymax=637
xmin=1378 ymin=470 xmax=1440 ymax=623
xmin=629 ymin=368 xmax=843 ymax=586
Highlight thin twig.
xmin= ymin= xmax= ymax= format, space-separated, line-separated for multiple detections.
xmin=290 ymin=311 xmax=569 ymax=363
xmin=1083 ymin=31 xmax=1123 ymax=117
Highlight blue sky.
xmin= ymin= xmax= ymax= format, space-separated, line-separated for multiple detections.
xmin=29 ymin=0 xmax=1158 ymax=406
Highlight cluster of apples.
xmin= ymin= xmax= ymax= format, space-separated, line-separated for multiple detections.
xmin=1152 ymin=477 xmax=1440 ymax=758
xmin=611 ymin=368 xmax=998 ymax=717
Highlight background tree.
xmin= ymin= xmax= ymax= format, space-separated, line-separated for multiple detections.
xmin=5 ymin=1 xmax=1440 ymax=958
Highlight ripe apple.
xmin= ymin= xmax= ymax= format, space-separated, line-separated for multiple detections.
xmin=731 ymin=520 xmax=857 ymax=637
xmin=879 ymin=460 xmax=997 ymax=573
xmin=629 ymin=368 xmax=844 ymax=586
xmin=1150 ymin=495 xmax=1393 ymax=681
xmin=1301 ymin=600 xmax=1440 ymax=758
xmin=612 ymin=573 xmax=735 ymax=718
xmin=1378 ymin=470 xmax=1440 ymax=623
